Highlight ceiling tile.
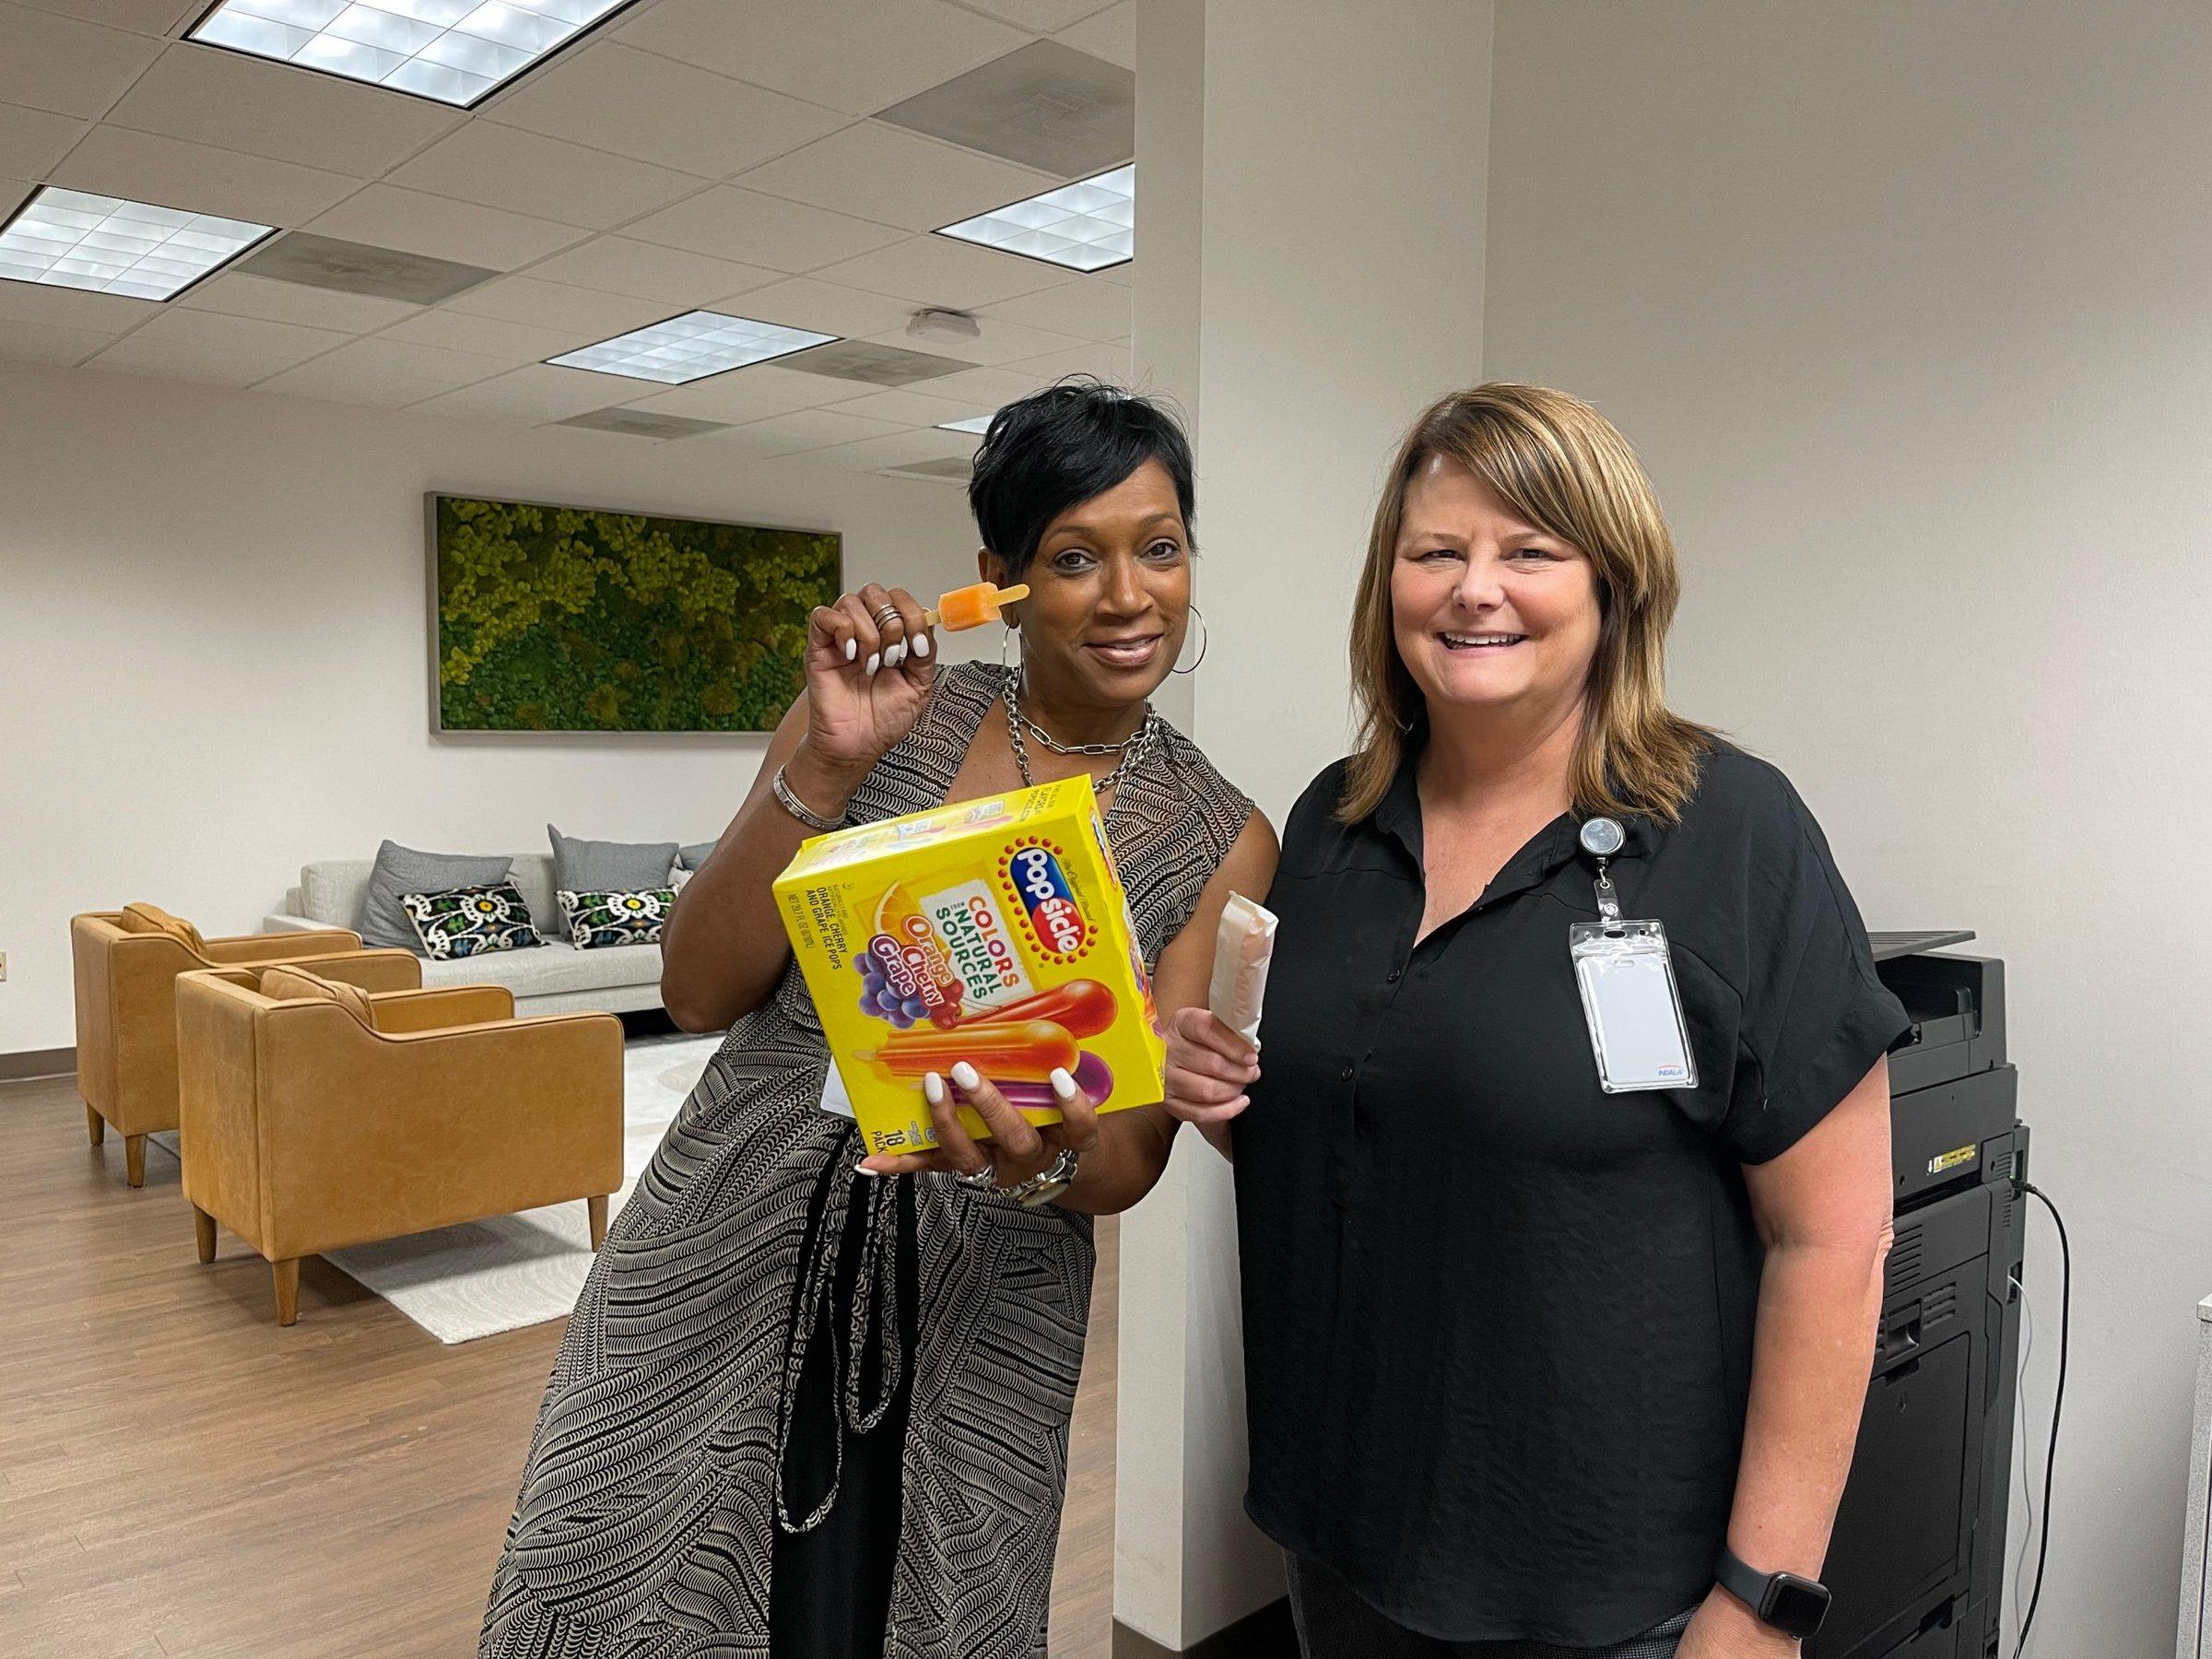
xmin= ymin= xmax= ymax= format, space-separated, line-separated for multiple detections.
xmin=718 ymin=406 xmax=906 ymax=456
xmin=862 ymin=316 xmax=1081 ymax=367
xmin=12 ymin=0 xmax=200 ymax=34
xmin=0 ymin=6 xmax=165 ymax=118
xmin=812 ymin=232 xmax=1067 ymax=309
xmin=0 ymin=274 xmax=157 ymax=330
xmin=723 ymin=275 xmax=919 ymax=340
xmin=519 ymin=234 xmax=781 ymax=306
xmin=307 ymin=185 xmax=587 ymax=271
xmin=622 ymin=361 xmax=851 ymax=423
xmin=176 ymin=271 xmax=420 ymax=332
xmin=386 ymin=122 xmax=701 ymax=233
xmin=101 ymin=44 xmax=460 ymax=180
xmin=907 ymin=362 xmax=1053 ymax=404
xmin=975 ymin=275 xmax=1127 ymax=340
xmin=618 ymin=0 xmax=1028 ymax=118
xmin=255 ymin=335 xmax=507 ymax=403
xmin=1092 ymin=255 xmax=1132 ymax=286
xmin=380 ymin=305 xmax=582 ymax=361
xmin=409 ymin=361 xmax=624 ymax=422
xmin=0 ymin=101 xmax=86 ymax=178
xmin=443 ymin=274 xmax=670 ymax=336
xmin=51 ymin=124 xmax=359 ymax=226
xmin=735 ymin=122 xmax=1054 ymax=235
xmin=1054 ymin=0 xmax=1132 ymax=69
xmin=0 ymin=313 xmax=117 ymax=363
xmin=804 ymin=425 xmax=982 ymax=472
xmin=827 ymin=387 xmax=995 ymax=426
xmin=1003 ymin=339 xmax=1130 ymax=382
xmin=874 ymin=39 xmax=1130 ymax=178
xmin=622 ymin=186 xmax=903 ymax=273
xmin=88 ymin=307 xmax=346 ymax=385
xmin=481 ymin=41 xmax=848 ymax=178
xmin=960 ymin=0 xmax=1116 ymax=28
xmin=101 ymin=42 xmax=460 ymax=178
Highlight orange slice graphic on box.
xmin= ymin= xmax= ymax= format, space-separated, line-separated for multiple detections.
xmin=869 ymin=880 xmax=964 ymax=1018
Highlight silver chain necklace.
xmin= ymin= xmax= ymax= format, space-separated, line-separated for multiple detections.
xmin=1004 ymin=667 xmax=1158 ymax=801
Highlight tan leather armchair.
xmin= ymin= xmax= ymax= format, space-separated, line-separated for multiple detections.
xmin=174 ymin=964 xmax=623 ymax=1325
xmin=71 ymin=904 xmax=420 ymax=1186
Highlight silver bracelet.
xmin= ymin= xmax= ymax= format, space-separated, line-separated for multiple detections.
xmin=771 ymin=763 xmax=846 ymax=832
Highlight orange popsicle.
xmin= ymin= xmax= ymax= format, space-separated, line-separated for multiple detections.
xmin=924 ymin=581 xmax=1030 ymax=631
xmin=864 ymin=1018 xmax=1077 ymax=1082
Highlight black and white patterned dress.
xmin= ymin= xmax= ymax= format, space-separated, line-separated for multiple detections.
xmin=481 ymin=662 xmax=1253 ymax=1659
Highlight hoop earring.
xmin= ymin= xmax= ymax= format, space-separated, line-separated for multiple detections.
xmin=1000 ymin=624 xmax=1019 ymax=673
xmin=1170 ymin=606 xmax=1208 ymax=676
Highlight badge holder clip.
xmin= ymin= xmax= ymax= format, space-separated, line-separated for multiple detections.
xmin=1570 ymin=818 xmax=1698 ymax=1094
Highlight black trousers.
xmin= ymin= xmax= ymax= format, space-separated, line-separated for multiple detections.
xmin=1287 ymin=1556 xmax=1696 ymax=1659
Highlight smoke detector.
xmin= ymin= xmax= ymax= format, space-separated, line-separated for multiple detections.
xmin=907 ymin=308 xmax=982 ymax=346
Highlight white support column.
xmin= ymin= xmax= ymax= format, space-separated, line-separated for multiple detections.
xmin=1115 ymin=2 xmax=1494 ymax=1652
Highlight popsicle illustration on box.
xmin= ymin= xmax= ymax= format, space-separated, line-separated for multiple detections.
xmin=774 ymin=774 xmax=1166 ymax=1155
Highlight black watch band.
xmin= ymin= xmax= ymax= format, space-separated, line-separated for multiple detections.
xmin=1714 ymin=1546 xmax=1831 ymax=1641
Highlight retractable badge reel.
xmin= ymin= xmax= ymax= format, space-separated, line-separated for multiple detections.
xmin=1570 ymin=818 xmax=1697 ymax=1093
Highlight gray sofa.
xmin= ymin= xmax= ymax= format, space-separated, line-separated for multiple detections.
xmin=264 ymin=853 xmax=665 ymax=1017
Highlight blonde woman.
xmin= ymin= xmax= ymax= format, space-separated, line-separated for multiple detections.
xmin=1165 ymin=385 xmax=1907 ymax=1657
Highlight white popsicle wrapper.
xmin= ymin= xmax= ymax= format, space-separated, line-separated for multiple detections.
xmin=1207 ymin=891 xmax=1277 ymax=1044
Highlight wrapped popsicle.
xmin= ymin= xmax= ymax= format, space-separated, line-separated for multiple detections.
xmin=924 ymin=580 xmax=1029 ymax=631
xmin=1207 ymin=892 xmax=1277 ymax=1045
xmin=773 ymin=775 xmax=1165 ymax=1153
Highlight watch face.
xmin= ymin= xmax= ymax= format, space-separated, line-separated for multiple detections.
xmin=1765 ymin=1576 xmax=1830 ymax=1638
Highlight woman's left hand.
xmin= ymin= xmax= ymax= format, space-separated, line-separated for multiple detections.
xmin=1675 ymin=1589 xmax=1799 ymax=1658
xmin=858 ymin=1062 xmax=1100 ymax=1191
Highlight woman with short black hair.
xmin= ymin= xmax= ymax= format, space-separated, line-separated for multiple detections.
xmin=482 ymin=381 xmax=1277 ymax=1659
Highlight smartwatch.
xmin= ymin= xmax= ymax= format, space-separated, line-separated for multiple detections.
xmin=1714 ymin=1546 xmax=1831 ymax=1641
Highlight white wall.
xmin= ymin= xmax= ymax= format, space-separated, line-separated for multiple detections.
xmin=0 ymin=361 xmax=978 ymax=1055
xmin=1117 ymin=0 xmax=1491 ymax=1647
xmin=1486 ymin=2 xmax=2212 ymax=1650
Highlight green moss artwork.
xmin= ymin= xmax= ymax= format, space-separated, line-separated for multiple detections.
xmin=432 ymin=495 xmax=840 ymax=733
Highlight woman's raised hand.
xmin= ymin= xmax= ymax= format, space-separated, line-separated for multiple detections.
xmin=1162 ymin=1005 xmax=1259 ymax=1127
xmin=803 ymin=582 xmax=937 ymax=775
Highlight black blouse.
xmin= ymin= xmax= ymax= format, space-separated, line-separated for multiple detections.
xmin=1234 ymin=741 xmax=1910 ymax=1646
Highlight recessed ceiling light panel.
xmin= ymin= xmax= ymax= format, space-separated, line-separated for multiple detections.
xmin=935 ymin=164 xmax=1133 ymax=273
xmin=188 ymin=0 xmax=642 ymax=108
xmin=547 ymin=311 xmax=838 ymax=385
xmin=0 ymin=187 xmax=273 ymax=300
xmin=936 ymin=415 xmax=994 ymax=434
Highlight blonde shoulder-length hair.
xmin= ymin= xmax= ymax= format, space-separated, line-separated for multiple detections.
xmin=1342 ymin=382 xmax=1719 ymax=825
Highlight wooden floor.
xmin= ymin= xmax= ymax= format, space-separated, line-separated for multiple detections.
xmin=0 ymin=1070 xmax=1119 ymax=1658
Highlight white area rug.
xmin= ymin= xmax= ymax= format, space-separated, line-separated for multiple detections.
xmin=152 ymin=1033 xmax=721 ymax=1344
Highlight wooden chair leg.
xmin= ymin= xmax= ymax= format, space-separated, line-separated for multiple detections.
xmin=271 ymin=1259 xmax=300 ymax=1326
xmin=124 ymin=1134 xmax=146 ymax=1188
xmin=587 ymin=1194 xmax=609 ymax=1251
xmin=192 ymin=1206 xmax=217 ymax=1264
xmin=87 ymin=1104 xmax=105 ymax=1147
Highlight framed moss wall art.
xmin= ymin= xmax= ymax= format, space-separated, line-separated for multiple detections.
xmin=428 ymin=494 xmax=841 ymax=735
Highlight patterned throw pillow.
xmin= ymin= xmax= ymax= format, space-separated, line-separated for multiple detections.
xmin=559 ymin=888 xmax=674 ymax=949
xmin=401 ymin=883 xmax=542 ymax=960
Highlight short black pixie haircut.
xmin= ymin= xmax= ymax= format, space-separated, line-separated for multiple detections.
xmin=967 ymin=378 xmax=1195 ymax=577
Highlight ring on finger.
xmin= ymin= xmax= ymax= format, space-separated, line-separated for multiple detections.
xmin=952 ymin=1159 xmax=999 ymax=1190
xmin=871 ymin=603 xmax=903 ymax=629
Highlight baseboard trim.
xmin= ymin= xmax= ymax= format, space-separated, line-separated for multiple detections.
xmin=1112 ymin=1599 xmax=1297 ymax=1659
xmin=0 ymin=1047 xmax=75 ymax=1083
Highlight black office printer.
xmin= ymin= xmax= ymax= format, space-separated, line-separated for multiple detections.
xmin=1811 ymin=933 xmax=2025 ymax=1659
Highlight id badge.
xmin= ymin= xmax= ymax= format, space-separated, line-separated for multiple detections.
xmin=1570 ymin=919 xmax=1697 ymax=1093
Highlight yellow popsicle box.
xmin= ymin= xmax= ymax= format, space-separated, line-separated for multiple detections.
xmin=773 ymin=775 xmax=1165 ymax=1156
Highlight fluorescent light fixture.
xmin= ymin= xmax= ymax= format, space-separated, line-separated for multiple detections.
xmin=0 ymin=187 xmax=274 ymax=300
xmin=547 ymin=311 xmax=838 ymax=385
xmin=188 ymin=0 xmax=642 ymax=108
xmin=935 ymin=164 xmax=1133 ymax=273
xmin=936 ymin=415 xmax=994 ymax=434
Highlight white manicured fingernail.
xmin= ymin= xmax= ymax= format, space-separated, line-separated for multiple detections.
xmin=924 ymin=1071 xmax=946 ymax=1106
xmin=1050 ymin=1067 xmax=1077 ymax=1100
xmin=912 ymin=632 xmax=931 ymax=657
xmin=865 ymin=651 xmax=881 ymax=676
xmin=951 ymin=1061 xmax=982 ymax=1091
xmin=845 ymin=638 xmax=857 ymax=661
xmin=854 ymin=1165 xmax=879 ymax=1179
xmin=885 ymin=641 xmax=905 ymax=666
